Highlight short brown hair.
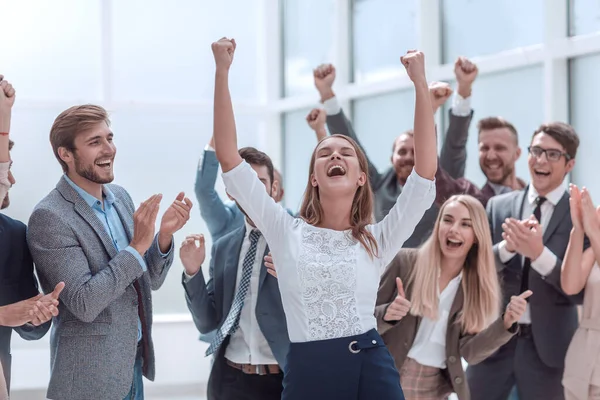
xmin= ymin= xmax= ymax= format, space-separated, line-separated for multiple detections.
xmin=477 ymin=117 xmax=519 ymax=144
xmin=8 ymin=140 xmax=14 ymax=151
xmin=238 ymin=147 xmax=274 ymax=185
xmin=532 ymin=122 xmax=580 ymax=160
xmin=392 ymin=130 xmax=414 ymax=153
xmin=50 ymin=105 xmax=110 ymax=173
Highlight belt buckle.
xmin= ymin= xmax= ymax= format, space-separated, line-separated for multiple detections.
xmin=349 ymin=340 xmax=361 ymax=354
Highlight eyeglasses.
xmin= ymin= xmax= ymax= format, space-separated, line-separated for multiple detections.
xmin=528 ymin=146 xmax=571 ymax=162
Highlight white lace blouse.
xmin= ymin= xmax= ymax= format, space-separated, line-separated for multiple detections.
xmin=222 ymin=161 xmax=435 ymax=343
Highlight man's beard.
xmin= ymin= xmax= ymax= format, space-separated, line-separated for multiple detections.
xmin=486 ymin=164 xmax=514 ymax=185
xmin=74 ymin=155 xmax=113 ymax=184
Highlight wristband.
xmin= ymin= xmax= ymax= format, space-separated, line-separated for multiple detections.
xmin=0 ymin=132 xmax=8 ymax=136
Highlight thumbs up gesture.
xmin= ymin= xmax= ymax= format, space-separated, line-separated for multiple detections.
xmin=383 ymin=278 xmax=411 ymax=322
xmin=503 ymin=290 xmax=532 ymax=329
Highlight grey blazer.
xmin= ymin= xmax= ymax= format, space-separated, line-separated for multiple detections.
xmin=27 ymin=177 xmax=174 ymax=400
xmin=326 ymin=108 xmax=473 ymax=248
xmin=486 ymin=187 xmax=585 ymax=368
xmin=183 ymin=225 xmax=289 ymax=396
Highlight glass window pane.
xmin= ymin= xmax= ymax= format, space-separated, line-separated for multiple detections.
xmin=282 ymin=0 xmax=336 ymax=97
xmin=569 ymin=0 xmax=600 ymax=36
xmin=282 ymin=109 xmax=324 ymax=210
xmin=441 ymin=66 xmax=544 ymax=187
xmin=0 ymin=0 xmax=103 ymax=101
xmin=441 ymin=0 xmax=543 ymax=63
xmin=351 ymin=0 xmax=418 ymax=83
xmin=112 ymin=0 xmax=261 ymax=102
xmin=352 ymin=91 xmax=415 ymax=173
xmin=570 ymin=54 xmax=600 ymax=200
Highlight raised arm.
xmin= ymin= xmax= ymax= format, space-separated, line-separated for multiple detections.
xmin=194 ymin=137 xmax=243 ymax=241
xmin=439 ymin=57 xmax=477 ymax=179
xmin=402 ymin=51 xmax=437 ymax=181
xmin=0 ymin=76 xmax=15 ymax=206
xmin=314 ymin=64 xmax=385 ymax=189
xmin=211 ymin=38 xmax=243 ymax=173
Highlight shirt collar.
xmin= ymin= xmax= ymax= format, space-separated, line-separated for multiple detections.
xmin=63 ymin=175 xmax=116 ymax=209
xmin=487 ymin=182 xmax=512 ymax=196
xmin=527 ymin=183 xmax=565 ymax=207
xmin=244 ymin=219 xmax=261 ymax=238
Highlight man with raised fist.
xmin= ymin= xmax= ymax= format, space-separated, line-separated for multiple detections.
xmin=312 ymin=57 xmax=477 ymax=247
xmin=27 ymin=104 xmax=193 ymax=400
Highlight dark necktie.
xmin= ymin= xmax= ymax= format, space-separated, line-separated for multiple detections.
xmin=206 ymin=229 xmax=262 ymax=356
xmin=520 ymin=196 xmax=547 ymax=296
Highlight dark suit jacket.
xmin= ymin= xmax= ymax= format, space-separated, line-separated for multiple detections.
xmin=376 ymin=249 xmax=515 ymax=400
xmin=486 ymin=187 xmax=586 ymax=368
xmin=0 ymin=213 xmax=50 ymax=392
xmin=183 ymin=225 xmax=289 ymax=396
xmin=327 ymin=108 xmax=473 ymax=248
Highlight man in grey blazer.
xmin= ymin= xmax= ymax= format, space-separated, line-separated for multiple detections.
xmin=467 ymin=122 xmax=584 ymax=400
xmin=27 ymin=105 xmax=192 ymax=400
xmin=312 ymin=57 xmax=477 ymax=247
xmin=183 ymin=147 xmax=288 ymax=400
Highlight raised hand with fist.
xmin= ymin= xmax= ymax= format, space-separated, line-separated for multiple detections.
xmin=313 ymin=63 xmax=336 ymax=102
xmin=454 ymin=57 xmax=478 ymax=98
xmin=306 ymin=108 xmax=327 ymax=141
xmin=212 ymin=37 xmax=236 ymax=71
xmin=401 ymin=50 xmax=427 ymax=86
xmin=383 ymin=278 xmax=411 ymax=322
xmin=429 ymin=81 xmax=453 ymax=114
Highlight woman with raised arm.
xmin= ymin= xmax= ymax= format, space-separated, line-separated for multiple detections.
xmin=211 ymin=37 xmax=436 ymax=400
xmin=561 ymin=184 xmax=600 ymax=400
xmin=0 ymin=76 xmax=15 ymax=208
xmin=376 ymin=195 xmax=530 ymax=400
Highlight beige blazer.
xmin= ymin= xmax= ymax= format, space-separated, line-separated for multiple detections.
xmin=376 ymin=249 xmax=516 ymax=400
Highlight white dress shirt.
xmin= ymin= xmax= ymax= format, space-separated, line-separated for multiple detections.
xmin=407 ymin=273 xmax=463 ymax=368
xmin=497 ymin=184 xmax=565 ymax=323
xmin=322 ymin=93 xmax=472 ymax=118
xmin=222 ymin=161 xmax=436 ymax=342
xmin=224 ymin=220 xmax=277 ymax=365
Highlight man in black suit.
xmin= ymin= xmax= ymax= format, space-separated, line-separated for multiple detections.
xmin=0 ymin=77 xmax=63 ymax=393
xmin=181 ymin=147 xmax=288 ymax=400
xmin=467 ymin=122 xmax=584 ymax=400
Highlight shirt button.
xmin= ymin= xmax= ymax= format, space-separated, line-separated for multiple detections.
xmin=404 ymin=342 xmax=408 ymax=348
xmin=371 ymin=340 xmax=377 ymax=345
xmin=454 ymin=377 xmax=463 ymax=384
xmin=448 ymin=356 xmax=457 ymax=363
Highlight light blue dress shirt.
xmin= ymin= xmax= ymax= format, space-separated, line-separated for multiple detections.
xmin=64 ymin=176 xmax=148 ymax=341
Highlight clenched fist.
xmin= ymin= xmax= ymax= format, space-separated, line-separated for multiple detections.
xmin=313 ymin=64 xmax=336 ymax=101
xmin=383 ymin=278 xmax=411 ymax=322
xmin=306 ymin=108 xmax=327 ymax=141
xmin=401 ymin=50 xmax=427 ymax=85
xmin=429 ymin=81 xmax=453 ymax=113
xmin=211 ymin=37 xmax=236 ymax=70
xmin=503 ymin=290 xmax=532 ymax=329
xmin=454 ymin=57 xmax=478 ymax=98
xmin=0 ymin=76 xmax=16 ymax=110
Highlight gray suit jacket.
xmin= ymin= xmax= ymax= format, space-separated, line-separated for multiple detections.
xmin=27 ymin=177 xmax=174 ymax=400
xmin=326 ymin=108 xmax=473 ymax=248
xmin=486 ymin=187 xmax=586 ymax=368
xmin=183 ymin=225 xmax=289 ymax=395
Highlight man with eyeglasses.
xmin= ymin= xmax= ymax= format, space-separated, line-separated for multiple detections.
xmin=467 ymin=122 xmax=585 ymax=400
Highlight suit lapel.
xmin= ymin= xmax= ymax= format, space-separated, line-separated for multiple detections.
xmin=449 ymin=284 xmax=464 ymax=321
xmin=258 ymin=246 xmax=270 ymax=292
xmin=223 ymin=227 xmax=246 ymax=315
xmin=113 ymin=198 xmax=134 ymax=242
xmin=57 ymin=178 xmax=118 ymax=258
xmin=543 ymin=191 xmax=569 ymax=242
xmin=513 ymin=188 xmax=528 ymax=266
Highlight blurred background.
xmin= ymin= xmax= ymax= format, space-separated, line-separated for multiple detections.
xmin=2 ymin=0 xmax=600 ymax=398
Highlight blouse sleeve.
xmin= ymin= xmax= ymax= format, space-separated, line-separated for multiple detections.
xmin=371 ymin=168 xmax=436 ymax=268
xmin=0 ymin=162 xmax=10 ymax=207
xmin=222 ymin=160 xmax=295 ymax=256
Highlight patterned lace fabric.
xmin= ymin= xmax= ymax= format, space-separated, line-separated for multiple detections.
xmin=298 ymin=226 xmax=364 ymax=341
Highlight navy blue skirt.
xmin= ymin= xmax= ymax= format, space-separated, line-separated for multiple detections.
xmin=282 ymin=328 xmax=405 ymax=400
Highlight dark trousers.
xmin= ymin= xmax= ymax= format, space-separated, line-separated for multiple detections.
xmin=282 ymin=328 xmax=405 ymax=400
xmin=467 ymin=328 xmax=564 ymax=400
xmin=208 ymin=354 xmax=283 ymax=400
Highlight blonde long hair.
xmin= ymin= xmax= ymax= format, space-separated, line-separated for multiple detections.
xmin=408 ymin=195 xmax=501 ymax=334
xmin=299 ymin=134 xmax=378 ymax=258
